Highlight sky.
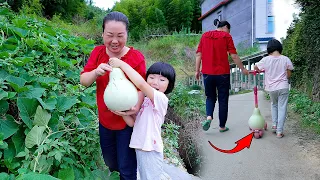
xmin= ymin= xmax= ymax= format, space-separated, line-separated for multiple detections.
xmin=92 ymin=0 xmax=120 ymax=10
xmin=274 ymin=0 xmax=300 ymax=40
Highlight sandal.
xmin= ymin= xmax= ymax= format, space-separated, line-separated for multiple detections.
xmin=276 ymin=133 xmax=284 ymax=138
xmin=202 ymin=119 xmax=212 ymax=131
xmin=219 ymin=127 xmax=229 ymax=133
xmin=271 ymin=125 xmax=277 ymax=133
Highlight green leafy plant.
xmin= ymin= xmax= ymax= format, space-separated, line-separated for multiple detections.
xmin=169 ymin=83 xmax=205 ymax=118
xmin=0 ymin=6 xmax=119 ymax=179
xmin=289 ymin=89 xmax=320 ymax=133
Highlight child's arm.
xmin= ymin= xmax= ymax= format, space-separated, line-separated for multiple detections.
xmin=287 ymin=70 xmax=292 ymax=78
xmin=112 ymin=110 xmax=135 ymax=127
xmin=254 ymin=65 xmax=260 ymax=71
xmin=122 ymin=115 xmax=135 ymax=127
xmin=109 ymin=58 xmax=155 ymax=102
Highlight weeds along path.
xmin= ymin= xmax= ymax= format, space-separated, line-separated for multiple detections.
xmin=199 ymin=91 xmax=320 ymax=180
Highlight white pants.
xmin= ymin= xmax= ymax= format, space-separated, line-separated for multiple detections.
xmin=136 ymin=149 xmax=171 ymax=180
xmin=269 ymin=88 xmax=289 ymax=134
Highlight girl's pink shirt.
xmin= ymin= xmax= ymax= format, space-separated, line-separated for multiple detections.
xmin=256 ymin=55 xmax=294 ymax=91
xmin=129 ymin=89 xmax=168 ymax=153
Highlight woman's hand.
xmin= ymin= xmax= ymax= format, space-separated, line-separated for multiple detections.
xmin=95 ymin=63 xmax=113 ymax=76
xmin=242 ymin=68 xmax=249 ymax=75
xmin=108 ymin=57 xmax=123 ymax=68
xmin=195 ymin=71 xmax=201 ymax=81
xmin=111 ymin=106 xmax=139 ymax=116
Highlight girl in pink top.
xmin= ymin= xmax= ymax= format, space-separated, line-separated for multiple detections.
xmin=255 ymin=39 xmax=294 ymax=138
xmin=109 ymin=58 xmax=176 ymax=180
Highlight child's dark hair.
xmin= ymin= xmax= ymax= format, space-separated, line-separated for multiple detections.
xmin=102 ymin=11 xmax=129 ymax=32
xmin=214 ymin=19 xmax=231 ymax=29
xmin=146 ymin=62 xmax=176 ymax=94
xmin=267 ymin=39 xmax=283 ymax=54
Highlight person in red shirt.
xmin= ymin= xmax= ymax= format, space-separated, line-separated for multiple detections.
xmin=195 ymin=19 xmax=248 ymax=132
xmin=80 ymin=12 xmax=146 ymax=180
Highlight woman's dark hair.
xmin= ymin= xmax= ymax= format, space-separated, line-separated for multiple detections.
xmin=146 ymin=62 xmax=176 ymax=94
xmin=267 ymin=39 xmax=283 ymax=54
xmin=214 ymin=19 xmax=231 ymax=29
xmin=102 ymin=11 xmax=129 ymax=32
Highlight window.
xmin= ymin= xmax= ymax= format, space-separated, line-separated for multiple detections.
xmin=268 ymin=16 xmax=274 ymax=33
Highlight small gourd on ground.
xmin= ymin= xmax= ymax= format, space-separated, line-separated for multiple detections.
xmin=103 ymin=68 xmax=138 ymax=111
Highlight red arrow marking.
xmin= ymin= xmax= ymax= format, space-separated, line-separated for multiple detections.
xmin=208 ymin=132 xmax=254 ymax=154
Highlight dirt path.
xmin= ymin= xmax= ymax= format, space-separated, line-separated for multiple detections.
xmin=198 ymin=91 xmax=320 ymax=180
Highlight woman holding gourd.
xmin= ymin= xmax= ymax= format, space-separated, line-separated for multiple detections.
xmin=80 ymin=12 xmax=146 ymax=180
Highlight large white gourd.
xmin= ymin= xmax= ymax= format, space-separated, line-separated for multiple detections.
xmin=248 ymin=108 xmax=265 ymax=129
xmin=103 ymin=68 xmax=138 ymax=111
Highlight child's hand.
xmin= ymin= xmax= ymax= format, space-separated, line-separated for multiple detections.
xmin=95 ymin=63 xmax=112 ymax=76
xmin=111 ymin=110 xmax=128 ymax=116
xmin=108 ymin=57 xmax=123 ymax=68
xmin=110 ymin=106 xmax=138 ymax=116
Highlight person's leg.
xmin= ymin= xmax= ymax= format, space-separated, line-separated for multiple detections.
xmin=269 ymin=90 xmax=279 ymax=132
xmin=216 ymin=74 xmax=230 ymax=129
xmin=136 ymin=150 xmax=171 ymax=180
xmin=202 ymin=74 xmax=217 ymax=131
xmin=276 ymin=88 xmax=289 ymax=136
xmin=203 ymin=74 xmax=217 ymax=119
xmin=99 ymin=123 xmax=118 ymax=172
xmin=117 ymin=126 xmax=137 ymax=180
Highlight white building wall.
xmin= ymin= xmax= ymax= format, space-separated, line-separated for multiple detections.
xmin=255 ymin=0 xmax=275 ymax=50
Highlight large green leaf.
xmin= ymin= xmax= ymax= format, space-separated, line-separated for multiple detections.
xmin=38 ymin=76 xmax=60 ymax=86
xmin=12 ymin=18 xmax=27 ymax=28
xmin=9 ymin=26 xmax=29 ymax=38
xmin=78 ymin=107 xmax=95 ymax=127
xmin=0 ymin=114 xmax=19 ymax=140
xmin=0 ymin=51 xmax=10 ymax=58
xmin=25 ymin=38 xmax=37 ymax=48
xmin=7 ymin=92 xmax=17 ymax=99
xmin=40 ymin=44 xmax=50 ymax=53
xmin=6 ymin=36 xmax=19 ymax=44
xmin=0 ymin=7 xmax=13 ymax=16
xmin=0 ymin=172 xmax=15 ymax=180
xmin=56 ymin=96 xmax=78 ymax=113
xmin=33 ymin=106 xmax=51 ymax=127
xmin=3 ymin=44 xmax=17 ymax=51
xmin=80 ymin=95 xmax=96 ymax=108
xmin=14 ymin=57 xmax=33 ymax=66
xmin=25 ymin=125 xmax=46 ymax=149
xmin=17 ymin=98 xmax=39 ymax=129
xmin=0 ymin=70 xmax=9 ymax=83
xmin=92 ymin=169 xmax=119 ymax=180
xmin=29 ymin=155 xmax=53 ymax=174
xmin=56 ymin=58 xmax=72 ymax=68
xmin=37 ymin=97 xmax=57 ymax=110
xmin=0 ymin=100 xmax=9 ymax=114
xmin=6 ymin=75 xmax=27 ymax=92
xmin=12 ymin=127 xmax=25 ymax=153
xmin=4 ymin=139 xmax=16 ymax=164
xmin=58 ymin=167 xmax=75 ymax=180
xmin=19 ymin=73 xmax=35 ymax=83
xmin=20 ymin=88 xmax=46 ymax=98
xmin=42 ymin=27 xmax=57 ymax=36
xmin=0 ymin=89 xmax=8 ymax=100
xmin=16 ymin=172 xmax=59 ymax=180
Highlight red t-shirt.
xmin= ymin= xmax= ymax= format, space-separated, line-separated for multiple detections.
xmin=197 ymin=30 xmax=237 ymax=75
xmin=81 ymin=45 xmax=146 ymax=130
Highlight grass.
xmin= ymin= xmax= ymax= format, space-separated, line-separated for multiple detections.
xmin=264 ymin=89 xmax=320 ymax=134
xmin=131 ymin=33 xmax=201 ymax=80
